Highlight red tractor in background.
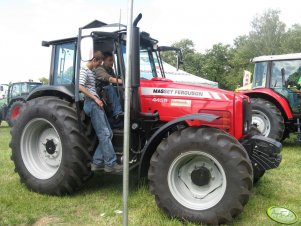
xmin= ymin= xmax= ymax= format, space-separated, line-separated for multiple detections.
xmin=0 ymin=81 xmax=42 ymax=126
xmin=10 ymin=15 xmax=282 ymax=225
xmin=239 ymin=53 xmax=301 ymax=142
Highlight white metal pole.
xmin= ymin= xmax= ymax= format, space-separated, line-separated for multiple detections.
xmin=123 ymin=0 xmax=134 ymax=225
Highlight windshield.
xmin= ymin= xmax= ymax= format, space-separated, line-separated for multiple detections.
xmin=28 ymin=83 xmax=42 ymax=92
xmin=253 ymin=62 xmax=268 ymax=88
xmin=121 ymin=44 xmax=161 ymax=80
xmin=271 ymin=59 xmax=301 ymax=114
xmin=271 ymin=60 xmax=301 ymax=88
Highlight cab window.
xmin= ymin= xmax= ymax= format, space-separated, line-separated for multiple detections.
xmin=271 ymin=60 xmax=301 ymax=88
xmin=11 ymin=84 xmax=21 ymax=98
xmin=53 ymin=42 xmax=75 ymax=85
xmin=253 ymin=62 xmax=267 ymax=88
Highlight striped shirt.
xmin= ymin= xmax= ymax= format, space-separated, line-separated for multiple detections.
xmin=79 ymin=65 xmax=99 ymax=98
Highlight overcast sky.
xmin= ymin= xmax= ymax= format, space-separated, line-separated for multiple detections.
xmin=0 ymin=0 xmax=300 ymax=84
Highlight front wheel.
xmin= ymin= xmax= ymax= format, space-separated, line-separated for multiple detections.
xmin=148 ymin=127 xmax=253 ymax=225
xmin=251 ymin=98 xmax=284 ymax=141
xmin=7 ymin=100 xmax=25 ymax=127
xmin=10 ymin=97 xmax=94 ymax=195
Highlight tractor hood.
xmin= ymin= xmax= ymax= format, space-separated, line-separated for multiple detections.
xmin=139 ymin=77 xmax=248 ymax=139
xmin=140 ymin=77 xmax=235 ymax=102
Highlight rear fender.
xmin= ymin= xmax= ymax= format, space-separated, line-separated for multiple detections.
xmin=26 ymin=85 xmax=74 ymax=102
xmin=138 ymin=113 xmax=218 ymax=178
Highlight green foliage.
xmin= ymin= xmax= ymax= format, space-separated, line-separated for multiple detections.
xmin=164 ymin=9 xmax=301 ymax=90
xmin=249 ymin=9 xmax=286 ymax=55
xmin=201 ymin=43 xmax=232 ymax=89
xmin=282 ymin=24 xmax=301 ymax=53
xmin=161 ymin=38 xmax=196 ymax=67
xmin=39 ymin=77 xmax=49 ymax=85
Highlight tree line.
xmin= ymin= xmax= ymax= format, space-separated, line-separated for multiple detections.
xmin=161 ymin=9 xmax=301 ymax=90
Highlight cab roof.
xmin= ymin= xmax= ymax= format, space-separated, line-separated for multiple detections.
xmin=253 ymin=53 xmax=301 ymax=62
xmin=42 ymin=20 xmax=157 ymax=47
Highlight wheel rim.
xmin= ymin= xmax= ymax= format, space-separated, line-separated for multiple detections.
xmin=12 ymin=105 xmax=21 ymax=119
xmin=21 ymin=118 xmax=62 ymax=180
xmin=252 ymin=110 xmax=271 ymax=136
xmin=168 ymin=151 xmax=227 ymax=210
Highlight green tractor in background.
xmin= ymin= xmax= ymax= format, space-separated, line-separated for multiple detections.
xmin=0 ymin=81 xmax=42 ymax=126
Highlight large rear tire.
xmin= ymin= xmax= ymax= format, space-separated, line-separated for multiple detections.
xmin=10 ymin=97 xmax=94 ymax=195
xmin=251 ymin=98 xmax=284 ymax=141
xmin=148 ymin=127 xmax=253 ymax=225
xmin=7 ymin=100 xmax=25 ymax=127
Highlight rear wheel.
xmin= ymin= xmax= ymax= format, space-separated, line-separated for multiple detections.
xmin=148 ymin=127 xmax=253 ymax=225
xmin=10 ymin=97 xmax=94 ymax=195
xmin=7 ymin=100 xmax=25 ymax=127
xmin=251 ymin=98 xmax=284 ymax=141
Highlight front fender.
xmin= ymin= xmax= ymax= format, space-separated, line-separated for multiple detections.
xmin=240 ymin=88 xmax=293 ymax=119
xmin=138 ymin=113 xmax=218 ymax=178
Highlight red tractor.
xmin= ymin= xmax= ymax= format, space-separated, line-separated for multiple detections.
xmin=0 ymin=81 xmax=42 ymax=126
xmin=239 ymin=53 xmax=301 ymax=142
xmin=10 ymin=15 xmax=282 ymax=225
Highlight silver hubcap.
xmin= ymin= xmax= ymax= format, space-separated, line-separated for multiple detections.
xmin=252 ymin=110 xmax=271 ymax=136
xmin=168 ymin=151 xmax=226 ymax=210
xmin=21 ymin=118 xmax=62 ymax=180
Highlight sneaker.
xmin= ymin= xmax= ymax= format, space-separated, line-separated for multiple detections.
xmin=91 ymin=163 xmax=104 ymax=171
xmin=104 ymin=163 xmax=123 ymax=173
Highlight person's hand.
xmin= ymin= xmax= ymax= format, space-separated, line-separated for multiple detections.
xmin=94 ymin=97 xmax=103 ymax=108
xmin=118 ymin=78 xmax=123 ymax=84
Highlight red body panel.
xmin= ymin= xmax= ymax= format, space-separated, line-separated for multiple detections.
xmin=240 ymin=88 xmax=293 ymax=119
xmin=139 ymin=78 xmax=247 ymax=139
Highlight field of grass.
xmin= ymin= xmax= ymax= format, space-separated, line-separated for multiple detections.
xmin=0 ymin=122 xmax=300 ymax=226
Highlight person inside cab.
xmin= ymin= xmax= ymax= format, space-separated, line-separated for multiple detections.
xmin=94 ymin=52 xmax=123 ymax=122
xmin=79 ymin=51 xmax=123 ymax=173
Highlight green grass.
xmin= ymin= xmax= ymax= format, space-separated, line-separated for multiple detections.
xmin=0 ymin=122 xmax=300 ymax=226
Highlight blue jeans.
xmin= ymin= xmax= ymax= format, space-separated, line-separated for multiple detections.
xmin=83 ymin=97 xmax=117 ymax=167
xmin=103 ymin=85 xmax=123 ymax=117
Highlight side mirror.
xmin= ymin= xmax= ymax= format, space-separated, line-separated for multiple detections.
xmin=80 ymin=37 xmax=94 ymax=61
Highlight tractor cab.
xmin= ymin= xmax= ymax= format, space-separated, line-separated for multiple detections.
xmin=252 ymin=54 xmax=301 ymax=115
xmin=7 ymin=82 xmax=42 ymax=104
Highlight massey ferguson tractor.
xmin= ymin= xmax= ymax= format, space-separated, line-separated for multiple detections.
xmin=240 ymin=53 xmax=301 ymax=142
xmin=10 ymin=15 xmax=282 ymax=225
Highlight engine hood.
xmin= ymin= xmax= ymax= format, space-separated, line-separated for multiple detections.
xmin=140 ymin=77 xmax=235 ymax=102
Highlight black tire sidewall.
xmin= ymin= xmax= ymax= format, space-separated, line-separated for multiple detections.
xmin=11 ymin=98 xmax=89 ymax=194
xmin=149 ymin=127 xmax=252 ymax=223
xmin=251 ymin=98 xmax=284 ymax=141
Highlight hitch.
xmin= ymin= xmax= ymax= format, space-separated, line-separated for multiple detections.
xmin=241 ymin=135 xmax=282 ymax=172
